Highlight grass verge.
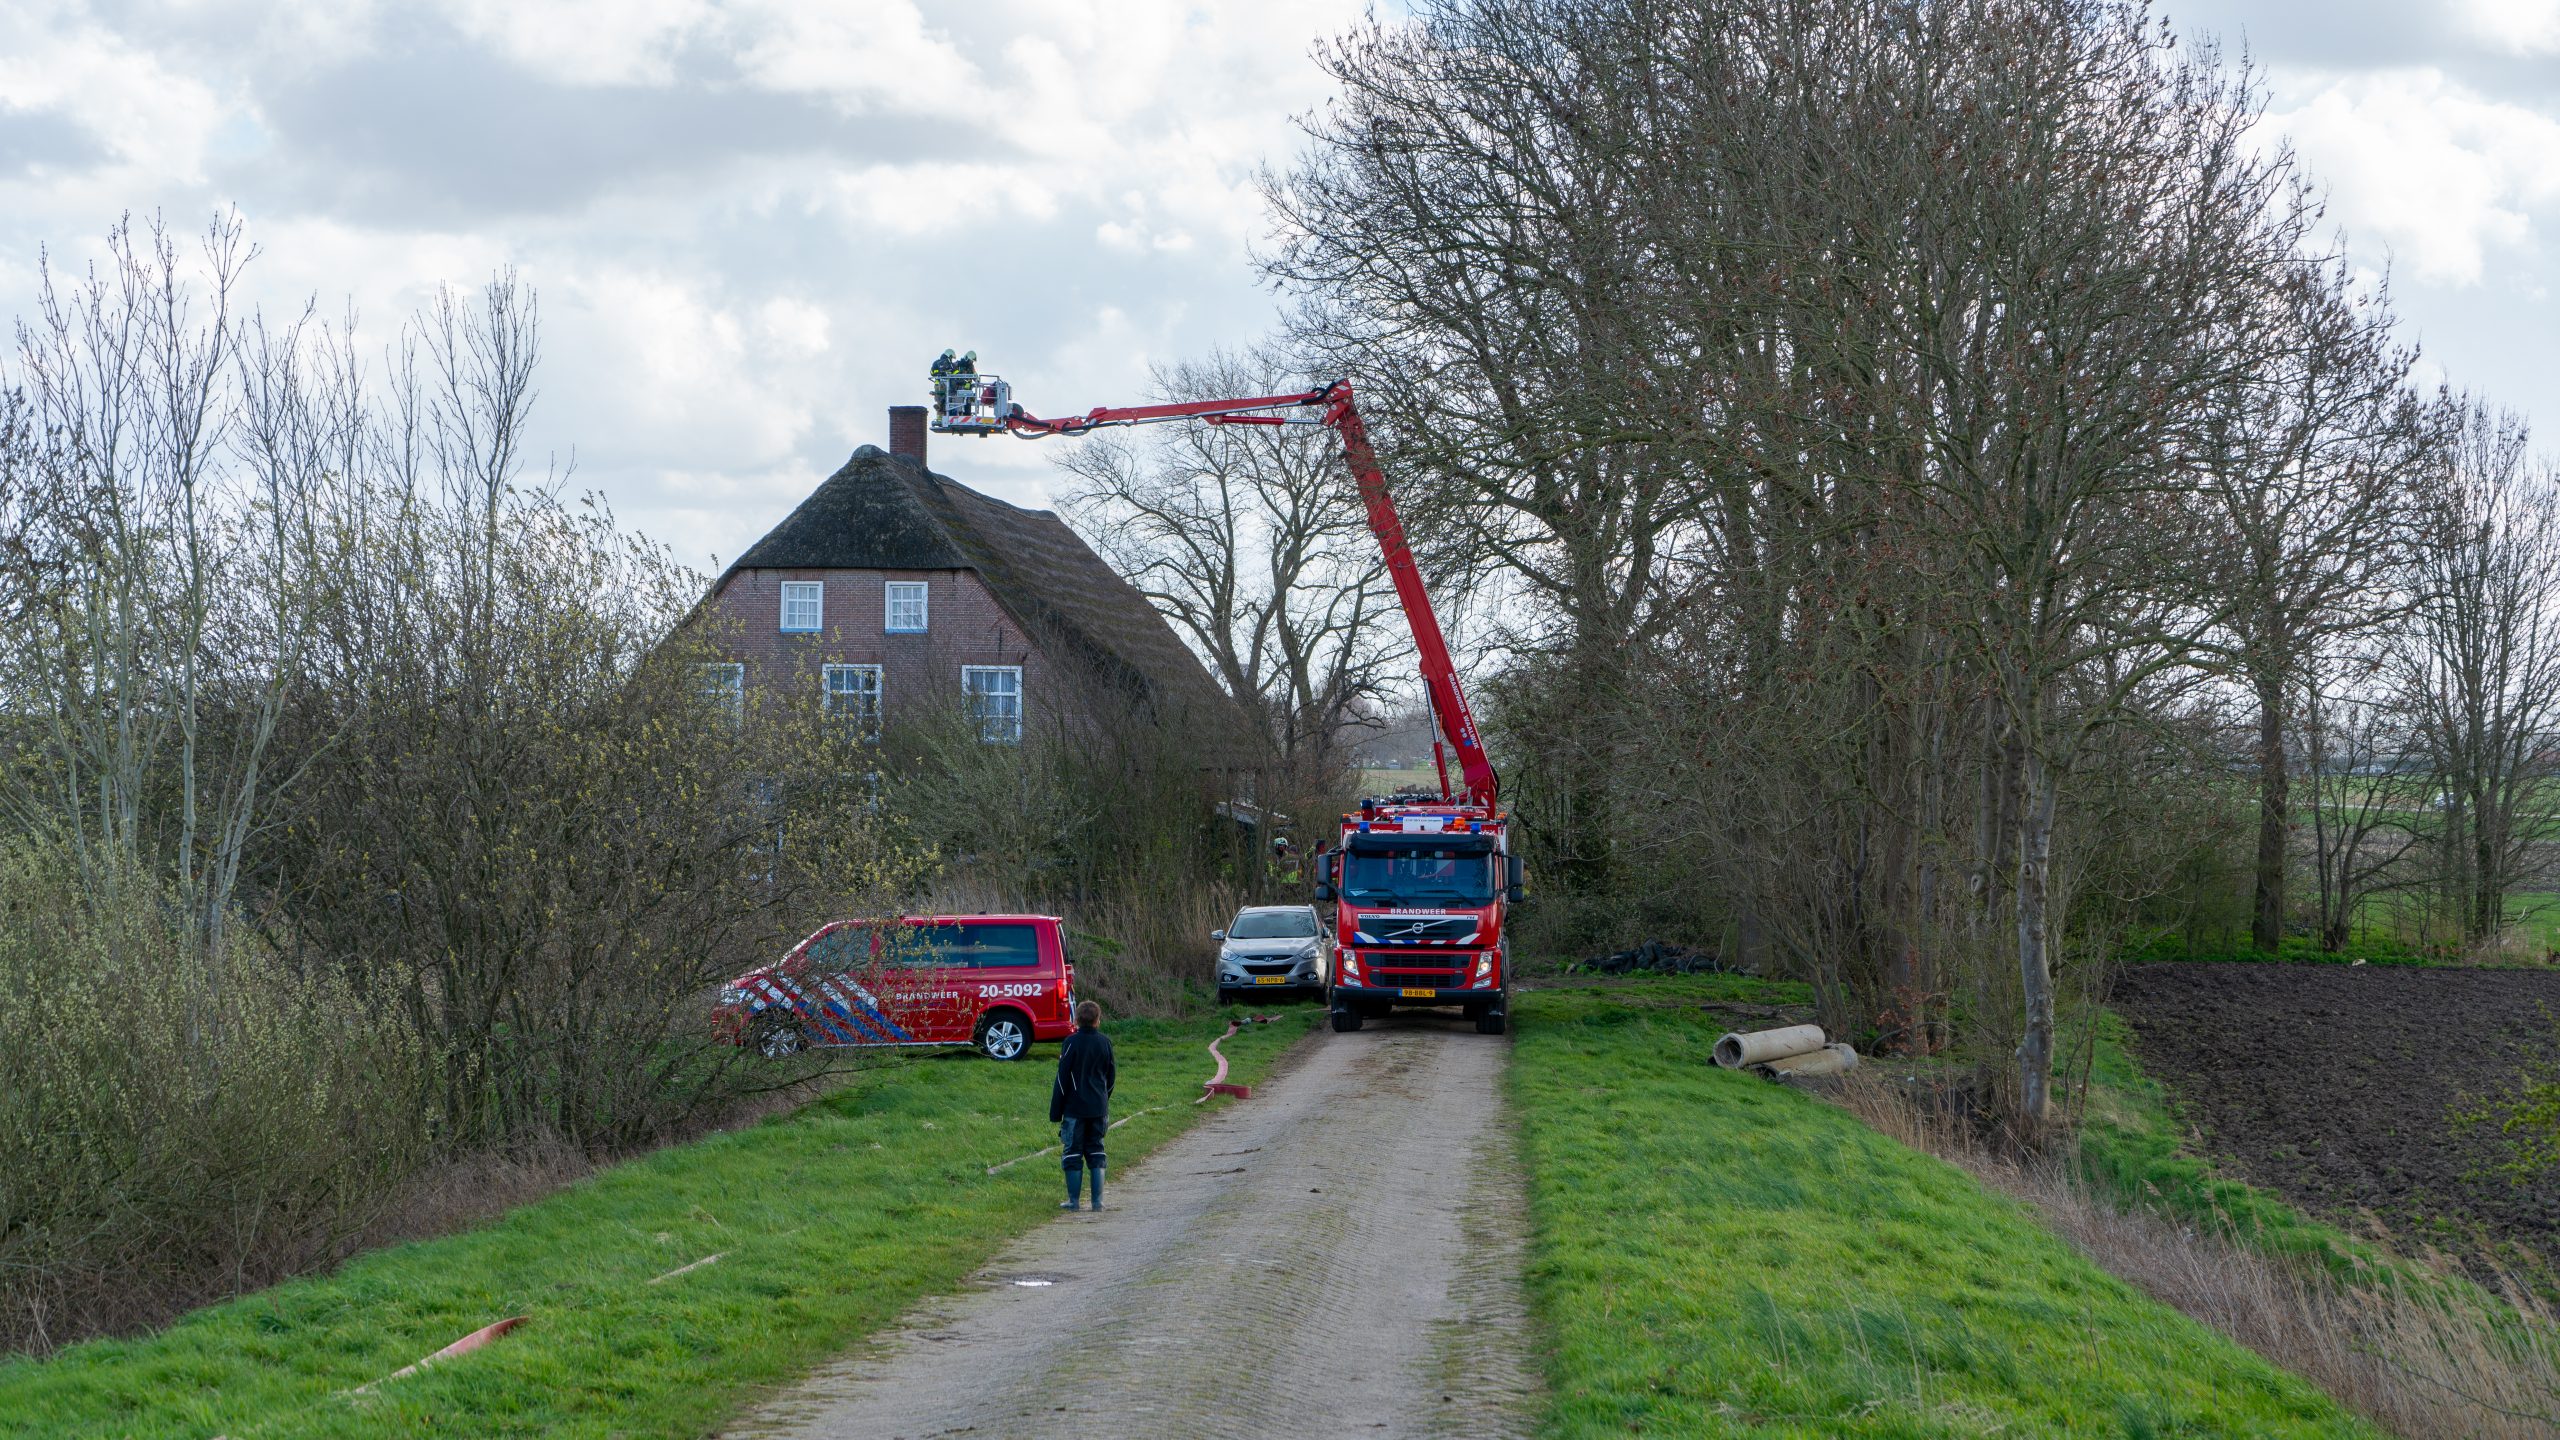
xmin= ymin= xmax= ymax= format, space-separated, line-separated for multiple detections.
xmin=1873 ymin=1014 xmax=2560 ymax=1436
xmin=2075 ymin=1012 xmax=2385 ymax=1281
xmin=1512 ymin=979 xmax=2376 ymax=1437
xmin=0 ymin=1009 xmax=1317 ymax=1439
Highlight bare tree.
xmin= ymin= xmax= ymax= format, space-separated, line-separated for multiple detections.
xmin=2 ymin=214 xmax=269 ymax=967
xmin=1055 ymin=348 xmax=1405 ymax=783
xmin=2298 ymin=644 xmax=2429 ymax=952
xmin=2394 ymin=404 xmax=2560 ymax=945
xmin=2200 ymin=266 xmax=2432 ymax=954
xmin=1268 ymin=0 xmax=2402 ymax=1135
xmin=1264 ymin=2 xmax=1702 ymax=893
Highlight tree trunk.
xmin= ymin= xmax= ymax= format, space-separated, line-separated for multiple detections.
xmin=2014 ymin=749 xmax=2059 ymax=1136
xmin=2251 ymin=667 xmax=2289 ymax=953
xmin=2473 ymin=793 xmax=2502 ymax=942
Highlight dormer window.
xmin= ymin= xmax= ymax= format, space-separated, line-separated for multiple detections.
xmin=886 ymin=580 xmax=928 ymax=633
xmin=780 ymin=581 xmax=823 ymax=633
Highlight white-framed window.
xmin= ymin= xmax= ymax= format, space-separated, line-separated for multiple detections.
xmin=962 ymin=665 xmax=1022 ymax=745
xmin=885 ymin=580 xmax=928 ymax=633
xmin=696 ymin=662 xmax=744 ymax=723
xmin=823 ymin=663 xmax=883 ymax=739
xmin=779 ymin=581 xmax=823 ymax=633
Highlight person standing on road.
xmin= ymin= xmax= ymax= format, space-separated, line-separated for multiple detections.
xmin=1050 ymin=999 xmax=1115 ymax=1211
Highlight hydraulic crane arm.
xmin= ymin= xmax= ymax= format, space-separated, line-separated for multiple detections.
xmin=927 ymin=361 xmax=1498 ymax=811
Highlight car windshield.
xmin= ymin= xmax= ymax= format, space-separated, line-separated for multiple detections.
xmin=1229 ymin=910 xmax=1317 ymax=939
xmin=1341 ymin=847 xmax=1496 ymax=906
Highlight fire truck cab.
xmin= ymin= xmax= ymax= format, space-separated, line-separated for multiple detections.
xmin=1317 ymin=798 xmax=1523 ymax=1034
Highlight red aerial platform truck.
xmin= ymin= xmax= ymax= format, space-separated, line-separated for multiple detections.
xmin=925 ymin=357 xmax=1523 ymax=1035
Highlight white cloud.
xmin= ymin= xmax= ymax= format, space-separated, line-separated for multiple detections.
xmin=721 ymin=0 xmax=982 ymax=115
xmin=2455 ymin=0 xmax=2560 ymax=55
xmin=2268 ymin=67 xmax=2560 ymax=286
xmin=444 ymin=0 xmax=716 ymax=86
xmin=0 ymin=0 xmax=1370 ymax=563
xmin=0 ymin=10 xmax=229 ymax=184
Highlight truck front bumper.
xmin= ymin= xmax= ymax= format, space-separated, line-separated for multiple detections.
xmin=1331 ymin=981 xmax=1504 ymax=1009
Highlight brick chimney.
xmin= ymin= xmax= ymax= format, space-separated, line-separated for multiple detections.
xmin=889 ymin=405 xmax=928 ymax=466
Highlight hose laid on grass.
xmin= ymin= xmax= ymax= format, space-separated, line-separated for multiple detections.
xmin=347 ymin=1315 xmax=530 ymax=1395
xmin=1197 ymin=1020 xmax=1253 ymax=1102
xmin=982 ymin=1106 xmax=1169 ymax=1174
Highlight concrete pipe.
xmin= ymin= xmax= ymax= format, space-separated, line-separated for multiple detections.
xmin=1763 ymin=1043 xmax=1859 ymax=1078
xmin=1712 ymin=1024 xmax=1827 ymax=1069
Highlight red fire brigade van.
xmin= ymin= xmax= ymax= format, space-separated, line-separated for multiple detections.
xmin=712 ymin=914 xmax=1077 ymax=1061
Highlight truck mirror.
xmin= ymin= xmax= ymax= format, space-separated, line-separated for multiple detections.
xmin=1312 ymin=879 xmax=1335 ymax=902
xmin=1505 ymin=855 xmax=1526 ymax=904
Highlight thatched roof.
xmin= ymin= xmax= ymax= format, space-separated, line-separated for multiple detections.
xmin=722 ymin=446 xmax=1258 ymax=756
xmin=729 ymin=446 xmax=972 ymax=572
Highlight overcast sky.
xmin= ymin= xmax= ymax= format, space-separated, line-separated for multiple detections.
xmin=2 ymin=1 xmax=2555 ymax=572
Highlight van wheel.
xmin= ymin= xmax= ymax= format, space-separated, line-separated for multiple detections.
xmin=976 ymin=1010 xmax=1031 ymax=1061
xmin=755 ymin=1015 xmax=809 ymax=1058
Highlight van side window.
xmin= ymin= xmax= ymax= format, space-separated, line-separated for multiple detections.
xmin=801 ymin=930 xmax=851 ymax=971
xmin=920 ymin=922 xmax=1041 ymax=969
xmin=808 ymin=924 xmax=891 ymax=972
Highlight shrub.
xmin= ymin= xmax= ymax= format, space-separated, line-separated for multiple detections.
xmin=0 ymin=843 xmax=428 ymax=1354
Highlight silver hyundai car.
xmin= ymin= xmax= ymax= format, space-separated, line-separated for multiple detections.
xmin=1213 ymin=904 xmax=1326 ymax=1004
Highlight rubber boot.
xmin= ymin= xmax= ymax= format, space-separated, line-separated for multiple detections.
xmin=1062 ymin=1160 xmax=1083 ymax=1210
xmin=1087 ymin=1164 xmax=1105 ymax=1211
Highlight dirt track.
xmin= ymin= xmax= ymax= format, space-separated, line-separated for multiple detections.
xmin=723 ymin=1017 xmax=1538 ymax=1440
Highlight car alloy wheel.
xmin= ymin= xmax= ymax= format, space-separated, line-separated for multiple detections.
xmin=978 ymin=1013 xmax=1030 ymax=1060
xmin=757 ymin=1018 xmax=808 ymax=1058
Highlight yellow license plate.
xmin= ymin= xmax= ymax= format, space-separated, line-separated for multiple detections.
xmin=1254 ymin=976 xmax=1288 ymax=985
xmin=1400 ymin=987 xmax=1437 ymax=998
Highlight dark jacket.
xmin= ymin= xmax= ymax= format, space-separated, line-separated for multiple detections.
xmin=1050 ymin=1028 xmax=1116 ymax=1122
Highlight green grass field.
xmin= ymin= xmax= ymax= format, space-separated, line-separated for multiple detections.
xmin=1512 ymin=980 xmax=2374 ymax=1438
xmin=2134 ymin=888 xmax=2560 ymax=967
xmin=0 ymin=1010 xmax=1317 ymax=1440
xmin=1356 ymin=764 xmax=1436 ymax=796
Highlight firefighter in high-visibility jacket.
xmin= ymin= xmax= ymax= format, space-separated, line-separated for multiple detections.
xmin=1050 ymin=1000 xmax=1115 ymax=1210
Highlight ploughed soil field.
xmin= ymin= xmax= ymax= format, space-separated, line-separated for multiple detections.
xmin=2112 ymin=962 xmax=2560 ymax=1278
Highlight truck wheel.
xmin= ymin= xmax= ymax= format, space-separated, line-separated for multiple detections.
xmin=755 ymin=1015 xmax=809 ymax=1058
xmin=976 ymin=1009 xmax=1031 ymax=1061
xmin=1475 ymin=1010 xmax=1508 ymax=1035
xmin=1327 ymin=989 xmax=1364 ymax=1032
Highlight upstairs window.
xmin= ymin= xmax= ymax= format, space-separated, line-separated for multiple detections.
xmin=824 ymin=663 xmax=883 ymax=740
xmin=885 ymin=580 xmax=928 ymax=633
xmin=696 ymin=662 xmax=744 ymax=724
xmin=779 ymin=581 xmax=823 ymax=633
xmin=962 ymin=665 xmax=1022 ymax=745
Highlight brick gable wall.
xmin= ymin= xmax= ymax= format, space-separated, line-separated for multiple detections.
xmin=705 ymin=566 xmax=1050 ymax=726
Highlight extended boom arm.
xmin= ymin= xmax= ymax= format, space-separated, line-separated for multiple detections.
xmin=928 ymin=361 xmax=1497 ymax=811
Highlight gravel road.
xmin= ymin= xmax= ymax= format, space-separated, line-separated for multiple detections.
xmin=723 ymin=1016 xmax=1539 ymax=1440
